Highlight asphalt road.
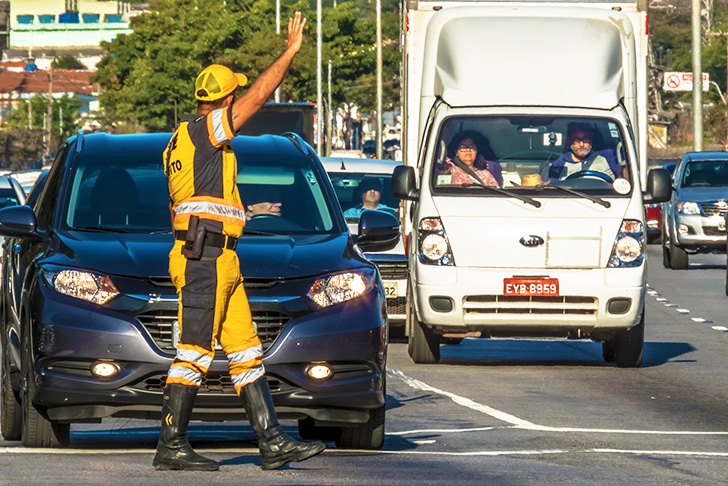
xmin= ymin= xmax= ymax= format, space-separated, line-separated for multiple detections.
xmin=1 ymin=245 xmax=727 ymax=485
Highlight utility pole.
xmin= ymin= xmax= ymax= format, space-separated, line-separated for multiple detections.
xmin=692 ymin=0 xmax=703 ymax=151
xmin=375 ymin=0 xmax=382 ymax=159
xmin=45 ymin=66 xmax=54 ymax=162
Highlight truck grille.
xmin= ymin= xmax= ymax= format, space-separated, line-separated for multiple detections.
xmin=387 ymin=297 xmax=406 ymax=316
xmin=138 ymin=309 xmax=290 ymax=354
xmin=464 ymin=295 xmax=598 ymax=315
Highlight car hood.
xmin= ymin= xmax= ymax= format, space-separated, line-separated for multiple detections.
xmin=53 ymin=231 xmax=361 ymax=280
xmin=677 ymin=187 xmax=728 ymax=202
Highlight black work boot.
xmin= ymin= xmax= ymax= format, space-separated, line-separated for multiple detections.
xmin=153 ymin=384 xmax=219 ymax=471
xmin=240 ymin=376 xmax=325 ymax=470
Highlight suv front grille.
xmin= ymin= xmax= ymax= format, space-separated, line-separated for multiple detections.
xmin=375 ymin=260 xmax=408 ymax=280
xmin=701 ymin=202 xmax=728 ymax=217
xmin=134 ymin=373 xmax=287 ymax=394
xmin=138 ymin=309 xmax=290 ymax=354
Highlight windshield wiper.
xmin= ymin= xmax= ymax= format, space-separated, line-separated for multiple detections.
xmin=73 ymin=226 xmax=129 ymax=233
xmin=538 ymin=184 xmax=611 ymax=208
xmin=242 ymin=229 xmax=278 ymax=236
xmin=460 ymin=183 xmax=541 ymax=208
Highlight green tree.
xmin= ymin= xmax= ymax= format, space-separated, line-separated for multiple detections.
xmin=4 ymin=94 xmax=83 ymax=162
xmin=93 ymin=0 xmax=401 ymax=134
xmin=52 ymin=54 xmax=86 ymax=70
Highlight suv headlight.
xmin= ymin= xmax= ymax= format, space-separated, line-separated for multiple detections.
xmin=307 ymin=268 xmax=377 ymax=308
xmin=608 ymin=219 xmax=644 ymax=268
xmin=42 ymin=268 xmax=120 ymax=305
xmin=676 ymin=201 xmax=701 ymax=215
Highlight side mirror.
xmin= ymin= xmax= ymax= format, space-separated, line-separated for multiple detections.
xmin=0 ymin=205 xmax=37 ymax=237
xmin=643 ymin=167 xmax=671 ymax=204
xmin=391 ymin=165 xmax=419 ymax=201
xmin=357 ymin=209 xmax=400 ymax=252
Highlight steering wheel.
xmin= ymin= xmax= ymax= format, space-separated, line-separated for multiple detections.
xmin=564 ymin=170 xmax=613 ymax=183
xmin=249 ymin=214 xmax=280 ymax=220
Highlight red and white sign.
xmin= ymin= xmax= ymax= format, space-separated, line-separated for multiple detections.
xmin=663 ymin=72 xmax=709 ymax=92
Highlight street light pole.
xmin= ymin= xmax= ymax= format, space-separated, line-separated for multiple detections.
xmin=275 ymin=0 xmax=281 ymax=103
xmin=375 ymin=0 xmax=382 ymax=159
xmin=316 ymin=0 xmax=323 ymax=155
xmin=692 ymin=0 xmax=703 ymax=151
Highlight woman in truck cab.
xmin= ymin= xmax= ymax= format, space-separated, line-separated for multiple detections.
xmin=435 ymin=130 xmax=501 ymax=187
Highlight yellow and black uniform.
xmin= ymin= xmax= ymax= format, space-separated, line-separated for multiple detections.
xmin=163 ymin=105 xmax=264 ymax=394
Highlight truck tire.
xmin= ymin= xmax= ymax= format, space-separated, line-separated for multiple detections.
xmin=336 ymin=404 xmax=385 ymax=450
xmin=20 ymin=339 xmax=69 ymax=448
xmin=613 ymin=315 xmax=644 ymax=368
xmin=669 ymin=241 xmax=688 ymax=270
xmin=407 ymin=290 xmax=440 ymax=364
xmin=1 ymin=348 xmax=21 ymax=441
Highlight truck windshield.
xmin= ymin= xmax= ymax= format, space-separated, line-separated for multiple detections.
xmin=430 ymin=116 xmax=633 ymax=198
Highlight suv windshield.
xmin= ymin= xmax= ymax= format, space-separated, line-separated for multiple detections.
xmin=61 ymin=141 xmax=341 ymax=235
xmin=431 ymin=116 xmax=633 ymax=197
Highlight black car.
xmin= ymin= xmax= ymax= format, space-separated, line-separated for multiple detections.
xmin=0 ymin=131 xmax=399 ymax=449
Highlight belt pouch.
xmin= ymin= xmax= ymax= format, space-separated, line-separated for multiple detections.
xmin=181 ymin=215 xmax=206 ymax=260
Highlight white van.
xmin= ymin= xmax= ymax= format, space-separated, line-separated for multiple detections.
xmin=395 ymin=3 xmax=672 ymax=367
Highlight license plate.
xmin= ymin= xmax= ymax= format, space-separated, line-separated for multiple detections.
xmin=383 ymin=281 xmax=399 ymax=298
xmin=503 ymin=277 xmax=559 ymax=297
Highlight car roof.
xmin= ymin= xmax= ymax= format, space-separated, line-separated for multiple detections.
xmin=681 ymin=151 xmax=728 ymax=161
xmin=320 ymin=157 xmax=402 ymax=175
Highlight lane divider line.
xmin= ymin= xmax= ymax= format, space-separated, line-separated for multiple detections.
xmin=389 ymin=369 xmax=728 ymax=435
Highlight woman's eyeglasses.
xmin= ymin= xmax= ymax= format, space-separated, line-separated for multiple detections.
xmin=458 ymin=144 xmax=477 ymax=151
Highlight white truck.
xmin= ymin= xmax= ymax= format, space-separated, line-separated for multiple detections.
xmin=394 ymin=0 xmax=672 ymax=367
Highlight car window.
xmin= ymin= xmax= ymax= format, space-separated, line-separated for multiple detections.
xmin=327 ymin=172 xmax=400 ymax=219
xmin=237 ymin=153 xmax=341 ymax=234
xmin=680 ymin=160 xmax=728 ymax=188
xmin=0 ymin=187 xmax=22 ymax=209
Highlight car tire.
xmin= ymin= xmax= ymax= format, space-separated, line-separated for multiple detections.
xmin=406 ymin=287 xmax=440 ymax=364
xmin=669 ymin=240 xmax=688 ymax=270
xmin=1 ymin=346 xmax=22 ymax=441
xmin=335 ymin=404 xmax=385 ymax=450
xmin=661 ymin=228 xmax=672 ymax=269
xmin=20 ymin=338 xmax=70 ymax=448
xmin=613 ymin=314 xmax=644 ymax=368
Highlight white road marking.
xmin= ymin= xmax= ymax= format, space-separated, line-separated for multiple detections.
xmin=712 ymin=326 xmax=728 ymax=331
xmin=389 ymin=369 xmax=728 ymax=436
xmin=655 ymin=297 xmax=667 ymax=302
xmin=676 ymin=308 xmax=690 ymax=314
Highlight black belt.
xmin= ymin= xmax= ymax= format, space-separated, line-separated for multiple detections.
xmin=174 ymin=230 xmax=238 ymax=250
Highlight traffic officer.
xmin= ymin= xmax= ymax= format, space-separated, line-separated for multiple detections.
xmin=154 ymin=12 xmax=325 ymax=471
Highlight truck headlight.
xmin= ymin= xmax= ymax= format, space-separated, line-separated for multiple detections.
xmin=307 ymin=269 xmax=376 ymax=308
xmin=608 ymin=219 xmax=644 ymax=268
xmin=676 ymin=201 xmax=700 ymax=215
xmin=418 ymin=217 xmax=454 ymax=265
xmin=43 ymin=269 xmax=120 ymax=305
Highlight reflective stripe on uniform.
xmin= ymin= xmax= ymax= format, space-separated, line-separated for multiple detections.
xmin=231 ymin=367 xmax=265 ymax=392
xmin=210 ymin=109 xmax=228 ymax=146
xmin=167 ymin=365 xmax=204 ymax=386
xmin=174 ymin=200 xmax=246 ymax=224
xmin=175 ymin=347 xmax=214 ymax=370
xmin=227 ymin=344 xmax=263 ymax=366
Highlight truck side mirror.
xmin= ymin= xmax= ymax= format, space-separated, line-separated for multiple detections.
xmin=643 ymin=167 xmax=671 ymax=204
xmin=392 ymin=165 xmax=419 ymax=201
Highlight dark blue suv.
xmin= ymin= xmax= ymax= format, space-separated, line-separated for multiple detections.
xmin=0 ymin=131 xmax=399 ymax=449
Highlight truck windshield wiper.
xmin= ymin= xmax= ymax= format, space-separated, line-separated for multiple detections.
xmin=539 ymin=184 xmax=611 ymax=208
xmin=461 ymin=183 xmax=541 ymax=208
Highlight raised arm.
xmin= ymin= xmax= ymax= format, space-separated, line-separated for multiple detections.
xmin=230 ymin=12 xmax=306 ymax=132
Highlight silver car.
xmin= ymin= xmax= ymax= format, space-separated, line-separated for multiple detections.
xmin=321 ymin=157 xmax=407 ymax=327
xmin=662 ymin=152 xmax=728 ymax=269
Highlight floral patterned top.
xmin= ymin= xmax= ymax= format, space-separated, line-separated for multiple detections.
xmin=435 ymin=158 xmax=499 ymax=187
